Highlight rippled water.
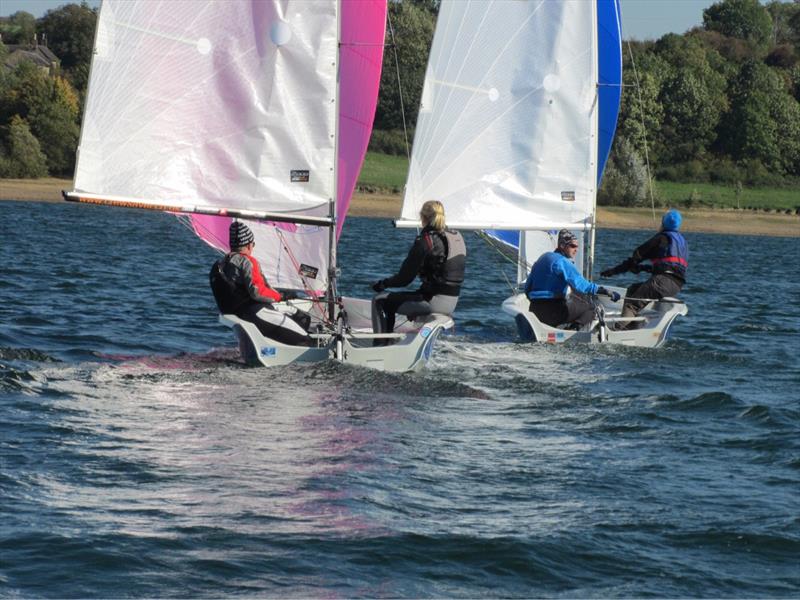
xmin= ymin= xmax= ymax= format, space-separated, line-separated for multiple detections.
xmin=1 ymin=200 xmax=798 ymax=598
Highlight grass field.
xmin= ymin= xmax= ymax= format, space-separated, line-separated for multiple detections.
xmin=358 ymin=152 xmax=409 ymax=192
xmin=655 ymin=181 xmax=800 ymax=211
xmin=358 ymin=152 xmax=800 ymax=211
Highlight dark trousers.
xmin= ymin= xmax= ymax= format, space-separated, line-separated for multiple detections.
xmin=373 ymin=291 xmax=429 ymax=333
xmin=529 ymin=294 xmax=595 ymax=329
xmin=621 ymin=274 xmax=683 ymax=329
xmin=237 ymin=302 xmax=313 ymax=346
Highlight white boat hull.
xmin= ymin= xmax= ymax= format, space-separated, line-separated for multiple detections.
xmin=502 ymin=287 xmax=687 ymax=348
xmin=220 ymin=296 xmax=453 ymax=372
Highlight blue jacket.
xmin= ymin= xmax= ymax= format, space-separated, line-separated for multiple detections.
xmin=524 ymin=251 xmax=598 ymax=300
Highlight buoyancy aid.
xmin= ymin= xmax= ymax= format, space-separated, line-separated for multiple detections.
xmin=420 ymin=229 xmax=466 ymax=296
xmin=650 ymin=231 xmax=688 ymax=278
xmin=209 ymin=255 xmax=251 ymax=314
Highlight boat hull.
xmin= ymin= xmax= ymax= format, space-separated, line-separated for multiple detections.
xmin=219 ymin=297 xmax=453 ymax=372
xmin=502 ymin=288 xmax=687 ymax=348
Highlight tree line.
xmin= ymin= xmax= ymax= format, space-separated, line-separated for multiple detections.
xmin=1 ymin=0 xmax=798 ymax=205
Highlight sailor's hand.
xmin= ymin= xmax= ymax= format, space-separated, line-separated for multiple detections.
xmin=597 ymin=287 xmax=621 ymax=302
xmin=600 ymin=268 xmax=614 ymax=278
xmin=371 ymin=280 xmax=386 ymax=293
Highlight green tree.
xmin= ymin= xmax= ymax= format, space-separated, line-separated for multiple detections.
xmin=703 ymin=0 xmax=773 ymax=54
xmin=765 ymin=0 xmax=800 ymax=46
xmin=0 ymin=115 xmax=48 ymax=178
xmin=0 ymin=62 xmax=49 ymax=125
xmin=659 ymin=72 xmax=720 ymax=164
xmin=651 ymin=34 xmax=728 ymax=166
xmin=37 ymin=2 xmax=97 ymax=73
xmin=598 ymin=137 xmax=652 ymax=207
xmin=767 ymin=76 xmax=800 ymax=175
xmin=375 ymin=0 xmax=437 ymax=131
xmin=791 ymin=64 xmax=800 ymax=101
xmin=0 ymin=11 xmax=36 ymax=45
xmin=27 ymin=80 xmax=80 ymax=176
xmin=718 ymin=60 xmax=787 ymax=173
xmin=0 ymin=62 xmax=80 ymax=176
xmin=617 ymin=68 xmax=664 ymax=164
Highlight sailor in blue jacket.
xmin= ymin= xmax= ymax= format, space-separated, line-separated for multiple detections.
xmin=524 ymin=230 xmax=618 ymax=329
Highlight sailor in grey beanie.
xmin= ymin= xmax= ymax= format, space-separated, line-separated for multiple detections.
xmin=229 ymin=221 xmax=255 ymax=251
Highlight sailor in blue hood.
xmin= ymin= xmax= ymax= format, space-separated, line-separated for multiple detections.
xmin=600 ymin=209 xmax=688 ymax=329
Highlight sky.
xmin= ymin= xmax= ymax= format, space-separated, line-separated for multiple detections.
xmin=2 ymin=0 xmax=721 ymax=41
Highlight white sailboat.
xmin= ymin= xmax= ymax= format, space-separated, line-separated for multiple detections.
xmin=65 ymin=0 xmax=454 ymax=371
xmin=397 ymin=0 xmax=686 ymax=348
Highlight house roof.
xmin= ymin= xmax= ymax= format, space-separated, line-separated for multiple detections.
xmin=4 ymin=44 xmax=60 ymax=69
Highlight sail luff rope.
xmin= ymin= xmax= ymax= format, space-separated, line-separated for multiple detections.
xmin=626 ymin=40 xmax=657 ymax=225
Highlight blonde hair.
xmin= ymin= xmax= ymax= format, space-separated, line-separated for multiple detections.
xmin=420 ymin=200 xmax=446 ymax=231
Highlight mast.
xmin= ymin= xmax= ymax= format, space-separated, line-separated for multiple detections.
xmin=327 ymin=0 xmax=343 ymax=324
xmin=588 ymin=0 xmax=600 ymax=279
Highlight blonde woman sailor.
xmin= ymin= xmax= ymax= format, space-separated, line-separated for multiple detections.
xmin=371 ymin=200 xmax=466 ymax=339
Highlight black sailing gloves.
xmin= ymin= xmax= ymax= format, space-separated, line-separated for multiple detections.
xmin=371 ymin=280 xmax=386 ymax=293
xmin=601 ymin=262 xmax=629 ymax=278
xmin=600 ymin=260 xmax=652 ymax=278
xmin=597 ymin=287 xmax=621 ymax=302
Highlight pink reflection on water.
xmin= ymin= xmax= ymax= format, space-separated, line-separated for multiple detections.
xmin=95 ymin=348 xmax=240 ymax=370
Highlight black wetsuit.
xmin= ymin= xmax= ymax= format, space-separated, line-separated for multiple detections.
xmin=374 ymin=226 xmax=466 ymax=332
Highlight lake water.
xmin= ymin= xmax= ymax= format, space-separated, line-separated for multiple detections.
xmin=1 ymin=200 xmax=798 ymax=598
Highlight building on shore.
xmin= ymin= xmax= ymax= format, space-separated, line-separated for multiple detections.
xmin=2 ymin=34 xmax=60 ymax=76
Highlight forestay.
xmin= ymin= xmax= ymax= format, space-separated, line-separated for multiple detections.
xmin=400 ymin=0 xmax=599 ymax=232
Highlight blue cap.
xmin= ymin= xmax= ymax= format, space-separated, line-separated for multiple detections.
xmin=661 ymin=209 xmax=682 ymax=231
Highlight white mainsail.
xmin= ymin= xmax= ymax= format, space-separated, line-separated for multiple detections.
xmin=72 ymin=0 xmax=339 ymax=291
xmin=400 ymin=0 xmax=598 ymax=236
xmin=75 ymin=0 xmax=337 ymax=214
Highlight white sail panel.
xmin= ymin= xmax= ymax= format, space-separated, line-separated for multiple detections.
xmin=74 ymin=0 xmax=338 ymax=215
xmin=402 ymin=0 xmax=598 ymax=230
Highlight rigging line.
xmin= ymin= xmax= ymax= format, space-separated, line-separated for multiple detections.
xmin=387 ymin=9 xmax=410 ymax=161
xmin=626 ymin=40 xmax=657 ymax=225
xmin=274 ymin=228 xmax=331 ymax=325
xmin=474 ymin=232 xmax=525 ymax=294
xmin=174 ymin=214 xmax=224 ymax=253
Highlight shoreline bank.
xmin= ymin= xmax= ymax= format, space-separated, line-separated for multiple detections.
xmin=2 ymin=178 xmax=798 ymax=237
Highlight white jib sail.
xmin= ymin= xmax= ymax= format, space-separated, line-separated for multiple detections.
xmin=73 ymin=1 xmax=339 ymax=291
xmin=401 ymin=0 xmax=599 ymax=232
